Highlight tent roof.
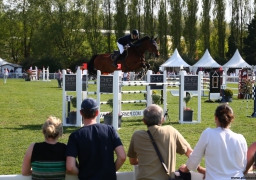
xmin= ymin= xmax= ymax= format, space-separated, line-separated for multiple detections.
xmin=193 ymin=49 xmax=221 ymax=68
xmin=1 ymin=63 xmax=23 ymax=68
xmin=223 ymin=49 xmax=251 ymax=68
xmin=0 ymin=58 xmax=8 ymax=65
xmin=160 ymin=48 xmax=190 ymax=67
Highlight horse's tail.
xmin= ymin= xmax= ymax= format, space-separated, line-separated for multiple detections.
xmin=87 ymin=54 xmax=97 ymax=75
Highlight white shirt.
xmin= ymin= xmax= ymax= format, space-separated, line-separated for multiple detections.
xmin=186 ymin=127 xmax=247 ymax=180
xmin=4 ymin=69 xmax=8 ymax=76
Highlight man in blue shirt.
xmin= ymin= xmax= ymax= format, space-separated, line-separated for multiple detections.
xmin=112 ymin=29 xmax=139 ymax=67
xmin=66 ymin=98 xmax=126 ymax=180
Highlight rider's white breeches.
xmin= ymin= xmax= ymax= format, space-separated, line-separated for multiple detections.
xmin=117 ymin=42 xmax=124 ymax=54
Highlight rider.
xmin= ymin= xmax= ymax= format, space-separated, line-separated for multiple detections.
xmin=112 ymin=29 xmax=140 ymax=67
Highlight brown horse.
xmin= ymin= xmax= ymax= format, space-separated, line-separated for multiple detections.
xmin=87 ymin=36 xmax=160 ymax=76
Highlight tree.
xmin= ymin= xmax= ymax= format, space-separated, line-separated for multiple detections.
xmin=115 ymin=0 xmax=127 ymax=40
xmin=128 ymin=0 xmax=142 ymax=34
xmin=183 ymin=0 xmax=198 ymax=59
xmin=102 ymin=0 xmax=113 ymax=53
xmin=85 ymin=0 xmax=106 ymax=55
xmin=143 ymin=0 xmax=157 ymax=36
xmin=243 ymin=15 xmax=256 ymax=65
xmin=212 ymin=0 xmax=226 ymax=58
xmin=158 ymin=0 xmax=168 ymax=59
xmin=169 ymin=0 xmax=183 ymax=52
xmin=229 ymin=0 xmax=251 ymax=53
xmin=200 ymin=0 xmax=211 ymax=51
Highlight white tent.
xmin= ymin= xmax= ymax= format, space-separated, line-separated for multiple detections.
xmin=160 ymin=48 xmax=191 ymax=68
xmin=223 ymin=49 xmax=251 ymax=68
xmin=193 ymin=49 xmax=221 ymax=68
xmin=0 ymin=58 xmax=23 ymax=73
xmin=0 ymin=58 xmax=8 ymax=66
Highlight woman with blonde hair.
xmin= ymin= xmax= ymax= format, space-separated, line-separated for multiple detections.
xmin=22 ymin=116 xmax=66 ymax=179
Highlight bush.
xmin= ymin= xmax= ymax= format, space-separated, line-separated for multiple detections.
xmin=152 ymin=94 xmax=161 ymax=104
xmin=224 ymin=89 xmax=233 ymax=97
xmin=71 ymin=96 xmax=77 ymax=108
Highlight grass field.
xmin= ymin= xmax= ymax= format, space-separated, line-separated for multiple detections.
xmin=0 ymin=78 xmax=255 ymax=175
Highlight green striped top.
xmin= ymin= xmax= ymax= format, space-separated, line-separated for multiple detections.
xmin=31 ymin=161 xmax=66 ymax=180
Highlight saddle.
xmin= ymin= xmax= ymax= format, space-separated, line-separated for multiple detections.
xmin=111 ymin=50 xmax=128 ymax=62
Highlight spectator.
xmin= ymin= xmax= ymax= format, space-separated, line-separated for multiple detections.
xmin=244 ymin=141 xmax=256 ymax=174
xmin=123 ymin=72 xmax=127 ymax=81
xmin=127 ymin=104 xmax=199 ymax=179
xmin=3 ymin=68 xmax=8 ymax=83
xmin=56 ymin=69 xmax=62 ymax=88
xmin=22 ymin=116 xmax=66 ymax=179
xmin=66 ymin=98 xmax=126 ymax=179
xmin=179 ymin=104 xmax=247 ymax=179
xmin=67 ymin=69 xmax=71 ymax=74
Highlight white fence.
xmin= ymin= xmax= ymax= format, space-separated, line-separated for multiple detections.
xmin=1 ymin=171 xmax=255 ymax=180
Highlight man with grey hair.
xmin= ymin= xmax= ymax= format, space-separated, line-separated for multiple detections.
xmin=127 ymin=104 xmax=193 ymax=179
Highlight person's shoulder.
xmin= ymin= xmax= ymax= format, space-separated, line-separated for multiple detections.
xmin=57 ymin=142 xmax=67 ymax=147
xmin=232 ymin=131 xmax=247 ymax=141
xmin=161 ymin=125 xmax=183 ymax=132
xmin=200 ymin=127 xmax=214 ymax=135
xmin=132 ymin=130 xmax=147 ymax=136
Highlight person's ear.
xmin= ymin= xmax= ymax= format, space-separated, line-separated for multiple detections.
xmin=142 ymin=118 xmax=146 ymax=125
xmin=80 ymin=110 xmax=83 ymax=116
xmin=95 ymin=109 xmax=99 ymax=116
xmin=161 ymin=117 xmax=164 ymax=124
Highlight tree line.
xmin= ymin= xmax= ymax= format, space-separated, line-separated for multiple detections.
xmin=0 ymin=0 xmax=255 ymax=72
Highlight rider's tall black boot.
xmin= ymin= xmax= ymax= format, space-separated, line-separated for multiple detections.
xmin=112 ymin=54 xmax=120 ymax=67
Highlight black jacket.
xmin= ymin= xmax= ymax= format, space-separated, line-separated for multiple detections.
xmin=117 ymin=34 xmax=138 ymax=47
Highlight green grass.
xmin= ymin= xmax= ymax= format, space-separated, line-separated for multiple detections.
xmin=0 ymin=79 xmax=255 ymax=174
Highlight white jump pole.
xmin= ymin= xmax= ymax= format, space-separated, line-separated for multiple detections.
xmin=46 ymin=66 xmax=50 ymax=81
xmin=146 ymin=70 xmax=152 ymax=106
xmin=76 ymin=68 xmax=83 ymax=127
xmin=35 ymin=66 xmax=38 ymax=80
xmin=62 ymin=70 xmax=67 ymax=126
xmin=96 ymin=70 xmax=101 ymax=124
xmin=113 ymin=70 xmax=122 ymax=130
xmin=43 ymin=67 xmax=45 ymax=81
xmin=198 ymin=71 xmax=202 ymax=123
xmin=179 ymin=71 xmax=185 ymax=123
xmin=163 ymin=70 xmax=167 ymax=121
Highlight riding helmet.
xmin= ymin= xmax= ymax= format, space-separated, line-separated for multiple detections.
xmin=132 ymin=29 xmax=139 ymax=36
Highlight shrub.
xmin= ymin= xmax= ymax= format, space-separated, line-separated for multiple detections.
xmin=152 ymin=94 xmax=161 ymax=104
xmin=224 ymin=89 xmax=233 ymax=97
xmin=71 ymin=96 xmax=77 ymax=108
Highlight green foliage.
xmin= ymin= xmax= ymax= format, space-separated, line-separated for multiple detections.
xmin=107 ymin=98 xmax=114 ymax=110
xmin=71 ymin=96 xmax=77 ymax=108
xmin=183 ymin=0 xmax=198 ymax=60
xmin=183 ymin=94 xmax=192 ymax=105
xmin=243 ymin=15 xmax=256 ymax=65
xmin=224 ymin=89 xmax=233 ymax=97
xmin=152 ymin=94 xmax=161 ymax=105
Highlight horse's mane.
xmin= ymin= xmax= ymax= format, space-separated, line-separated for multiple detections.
xmin=136 ymin=36 xmax=150 ymax=44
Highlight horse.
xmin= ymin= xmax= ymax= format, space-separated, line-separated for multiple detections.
xmin=87 ymin=36 xmax=160 ymax=77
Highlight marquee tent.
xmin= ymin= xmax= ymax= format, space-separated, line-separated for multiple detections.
xmin=0 ymin=58 xmax=23 ymax=73
xmin=0 ymin=58 xmax=8 ymax=66
xmin=223 ymin=49 xmax=251 ymax=68
xmin=192 ymin=49 xmax=221 ymax=68
xmin=160 ymin=48 xmax=191 ymax=68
